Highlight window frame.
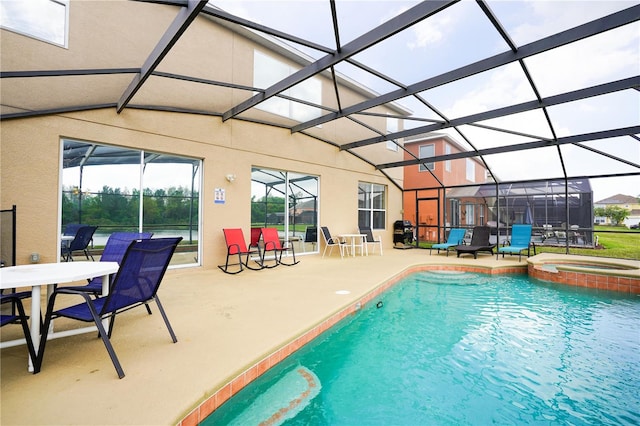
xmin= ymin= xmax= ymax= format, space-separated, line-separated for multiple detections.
xmin=419 ymin=144 xmax=435 ymax=172
xmin=358 ymin=182 xmax=387 ymax=230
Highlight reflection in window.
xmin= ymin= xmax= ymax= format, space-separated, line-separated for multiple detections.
xmin=251 ymin=167 xmax=319 ymax=253
xmin=358 ymin=182 xmax=386 ymax=230
xmin=1 ymin=0 xmax=68 ymax=47
xmin=61 ymin=139 xmax=201 ymax=266
xmin=253 ymin=50 xmax=322 ymax=122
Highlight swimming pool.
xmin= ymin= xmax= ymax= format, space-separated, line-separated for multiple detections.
xmin=203 ymin=271 xmax=640 ymax=425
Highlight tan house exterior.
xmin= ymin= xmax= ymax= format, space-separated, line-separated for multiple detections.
xmin=594 ymin=194 xmax=640 ymax=227
xmin=0 ymin=1 xmax=407 ymax=267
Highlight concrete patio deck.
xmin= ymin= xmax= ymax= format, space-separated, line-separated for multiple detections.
xmin=1 ymin=248 xmax=529 ymax=425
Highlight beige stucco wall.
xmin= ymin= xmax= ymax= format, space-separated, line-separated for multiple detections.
xmin=0 ymin=1 xmax=406 ymax=267
xmin=0 ymin=108 xmax=401 ymax=267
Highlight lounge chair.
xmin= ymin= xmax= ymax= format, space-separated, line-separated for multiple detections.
xmin=218 ymin=228 xmax=264 ymax=274
xmin=261 ymin=227 xmax=299 ymax=267
xmin=320 ymin=226 xmax=347 ymax=258
xmin=61 ymin=225 xmax=98 ymax=261
xmin=498 ymin=224 xmax=535 ymax=261
xmin=455 ymin=226 xmax=496 ymax=259
xmin=359 ymin=227 xmax=383 ymax=255
xmin=1 ymin=292 xmax=37 ymax=368
xmin=430 ymin=228 xmax=466 ymax=256
xmin=35 ymin=237 xmax=182 ymax=379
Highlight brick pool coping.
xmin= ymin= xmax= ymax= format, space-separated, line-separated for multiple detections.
xmin=527 ymin=253 xmax=640 ymax=294
xmin=178 ymin=256 xmax=640 ymax=425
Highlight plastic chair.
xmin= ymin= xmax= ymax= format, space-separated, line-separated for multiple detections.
xmin=1 ymin=292 xmax=37 ymax=368
xmin=261 ymin=227 xmax=299 ymax=267
xmin=430 ymin=228 xmax=466 ymax=256
xmin=359 ymin=227 xmax=383 ymax=256
xmin=61 ymin=225 xmax=98 ymax=261
xmin=218 ymin=228 xmax=264 ymax=274
xmin=455 ymin=226 xmax=496 ymax=259
xmin=35 ymin=237 xmax=182 ymax=379
xmin=498 ymin=224 xmax=535 ymax=261
xmin=303 ymin=226 xmax=318 ymax=252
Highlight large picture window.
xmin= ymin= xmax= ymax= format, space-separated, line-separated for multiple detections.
xmin=60 ymin=139 xmax=201 ymax=266
xmin=251 ymin=167 xmax=319 ymax=253
xmin=253 ymin=50 xmax=322 ymax=122
xmin=358 ymin=182 xmax=386 ymax=230
xmin=1 ymin=0 xmax=68 ymax=47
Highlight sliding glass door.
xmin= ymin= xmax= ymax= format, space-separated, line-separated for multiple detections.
xmin=60 ymin=139 xmax=201 ymax=266
xmin=251 ymin=167 xmax=319 ymax=253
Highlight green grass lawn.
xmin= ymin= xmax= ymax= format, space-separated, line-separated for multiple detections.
xmin=535 ymin=226 xmax=640 ymax=260
xmin=419 ymin=226 xmax=640 ymax=260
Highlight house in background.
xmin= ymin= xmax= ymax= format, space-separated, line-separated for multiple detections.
xmin=594 ymin=194 xmax=640 ymax=227
xmin=402 ymin=133 xmax=487 ymax=242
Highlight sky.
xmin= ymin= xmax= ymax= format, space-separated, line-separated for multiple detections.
xmin=2 ymin=0 xmax=639 ymax=202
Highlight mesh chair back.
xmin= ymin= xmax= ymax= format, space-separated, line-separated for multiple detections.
xmin=510 ymin=224 xmax=532 ymax=246
xmin=101 ymin=237 xmax=181 ymax=314
xmin=250 ymin=228 xmax=262 ymax=247
xmin=69 ymin=226 xmax=98 ymax=251
xmin=101 ymin=232 xmax=154 ymax=263
xmin=261 ymin=227 xmax=282 ymax=250
xmin=223 ymin=229 xmax=250 ymax=255
xmin=446 ymin=228 xmax=466 ymax=245
xmin=358 ymin=227 xmax=376 ymax=243
xmin=321 ymin=226 xmax=335 ymax=244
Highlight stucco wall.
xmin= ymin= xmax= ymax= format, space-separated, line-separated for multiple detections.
xmin=0 ymin=108 xmax=401 ymax=267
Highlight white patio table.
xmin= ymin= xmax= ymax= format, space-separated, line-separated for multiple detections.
xmin=338 ymin=233 xmax=367 ymax=257
xmin=0 ymin=261 xmax=119 ymax=371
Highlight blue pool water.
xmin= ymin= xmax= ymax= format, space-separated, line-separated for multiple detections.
xmin=203 ymin=271 xmax=640 ymax=425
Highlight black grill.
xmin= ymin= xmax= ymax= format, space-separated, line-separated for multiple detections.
xmin=393 ymin=220 xmax=414 ymax=245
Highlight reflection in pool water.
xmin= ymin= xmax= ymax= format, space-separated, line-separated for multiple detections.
xmin=204 ymin=271 xmax=640 ymax=425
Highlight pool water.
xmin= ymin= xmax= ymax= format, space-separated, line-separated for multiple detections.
xmin=203 ymin=271 xmax=640 ymax=425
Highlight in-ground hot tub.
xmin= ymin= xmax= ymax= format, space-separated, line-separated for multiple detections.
xmin=528 ymin=253 xmax=640 ymax=294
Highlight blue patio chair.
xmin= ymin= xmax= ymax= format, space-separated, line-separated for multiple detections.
xmin=1 ymin=292 xmax=37 ymax=367
xmin=35 ymin=237 xmax=182 ymax=379
xmin=68 ymin=232 xmax=154 ymax=295
xmin=430 ymin=228 xmax=466 ymax=256
xmin=61 ymin=225 xmax=98 ymax=261
xmin=498 ymin=224 xmax=535 ymax=261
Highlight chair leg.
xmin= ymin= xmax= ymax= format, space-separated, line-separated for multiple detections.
xmin=154 ymin=295 xmax=177 ymax=343
xmin=87 ymin=304 xmax=125 ymax=379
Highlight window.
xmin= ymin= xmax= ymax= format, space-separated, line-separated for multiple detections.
xmin=386 ymin=117 xmax=399 ymax=151
xmin=465 ymin=203 xmax=475 ymax=225
xmin=445 ymin=144 xmax=451 ymax=172
xmin=1 ymin=0 xmax=68 ymax=47
xmin=61 ymin=139 xmax=201 ymax=266
xmin=358 ymin=182 xmax=386 ymax=229
xmin=419 ymin=144 xmax=435 ymax=171
xmin=251 ymin=167 xmax=319 ymax=252
xmin=253 ymin=50 xmax=321 ymax=122
xmin=466 ymin=158 xmax=475 ymax=182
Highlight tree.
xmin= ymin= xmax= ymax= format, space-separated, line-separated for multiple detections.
xmin=594 ymin=206 xmax=629 ymax=226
